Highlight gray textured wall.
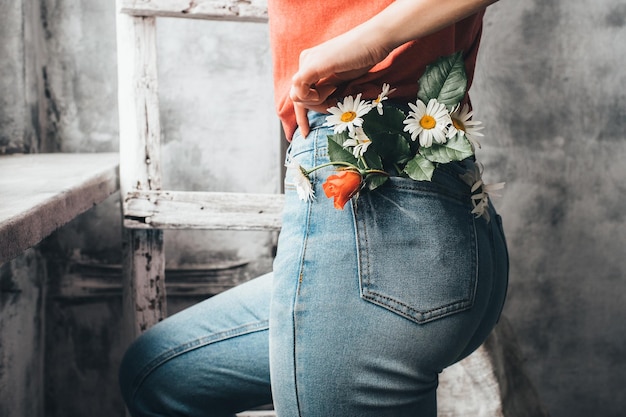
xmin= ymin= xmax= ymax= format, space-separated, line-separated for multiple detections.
xmin=0 ymin=0 xmax=44 ymax=153
xmin=472 ymin=1 xmax=626 ymax=416
xmin=1 ymin=3 xmax=47 ymax=417
xmin=1 ymin=0 xmax=625 ymax=416
xmin=0 ymin=249 xmax=46 ymax=417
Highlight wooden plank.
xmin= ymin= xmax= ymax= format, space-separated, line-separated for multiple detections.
xmin=119 ymin=0 xmax=268 ymax=22
xmin=122 ymin=228 xmax=166 ymax=335
xmin=116 ymin=15 xmax=162 ymax=196
xmin=116 ymin=6 xmax=167 ymax=341
xmin=124 ymin=190 xmax=284 ymax=230
xmin=236 ymin=412 xmax=275 ymax=417
xmin=0 ymin=153 xmax=119 ymax=265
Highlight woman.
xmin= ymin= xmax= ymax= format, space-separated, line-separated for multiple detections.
xmin=119 ymin=0 xmax=508 ymax=416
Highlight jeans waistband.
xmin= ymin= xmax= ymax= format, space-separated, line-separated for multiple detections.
xmin=291 ymin=111 xmax=476 ymax=194
xmin=288 ymin=112 xmax=329 ymax=157
xmin=306 ymin=111 xmax=330 ymax=131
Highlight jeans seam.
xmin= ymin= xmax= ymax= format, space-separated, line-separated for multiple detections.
xmin=492 ymin=214 xmax=509 ymax=323
xmin=385 ymin=183 xmax=469 ymax=205
xmin=292 ymin=209 xmax=309 ymax=417
xmin=129 ymin=319 xmax=269 ymax=404
xmin=291 ymin=129 xmax=321 ymax=417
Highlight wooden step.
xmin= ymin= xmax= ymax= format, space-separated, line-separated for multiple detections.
xmin=123 ymin=190 xmax=283 ymax=230
xmin=119 ymin=0 xmax=268 ymax=22
xmin=236 ymin=412 xmax=276 ymax=417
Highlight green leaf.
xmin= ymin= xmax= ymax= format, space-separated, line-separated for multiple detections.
xmin=364 ymin=173 xmax=388 ymax=191
xmin=327 ymin=134 xmax=358 ymax=165
xmin=370 ymin=133 xmax=412 ymax=165
xmin=361 ymin=150 xmax=383 ymax=171
xmin=327 ymin=132 xmax=349 ymax=148
xmin=420 ymin=134 xmax=474 ymax=164
xmin=403 ymin=154 xmax=435 ymax=181
xmin=417 ymin=52 xmax=467 ymax=106
xmin=362 ymin=107 xmax=407 ymax=136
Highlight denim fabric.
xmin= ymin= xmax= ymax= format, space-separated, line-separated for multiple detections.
xmin=119 ymin=111 xmax=509 ymax=417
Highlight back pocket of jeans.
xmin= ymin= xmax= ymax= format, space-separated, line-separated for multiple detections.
xmin=354 ymin=179 xmax=478 ymax=324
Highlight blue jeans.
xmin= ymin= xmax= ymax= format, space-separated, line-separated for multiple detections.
xmin=119 ymin=112 xmax=509 ymax=417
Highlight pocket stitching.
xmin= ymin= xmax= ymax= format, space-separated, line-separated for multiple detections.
xmin=355 ymin=191 xmax=479 ymax=324
xmin=384 ymin=179 xmax=470 ymax=207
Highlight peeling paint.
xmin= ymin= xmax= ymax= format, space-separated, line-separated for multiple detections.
xmin=181 ymin=0 xmax=199 ymax=14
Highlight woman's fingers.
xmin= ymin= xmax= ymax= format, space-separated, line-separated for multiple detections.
xmin=290 ymin=80 xmax=338 ymax=105
xmin=291 ymin=82 xmax=338 ymax=138
xmin=294 ymin=103 xmax=310 ymax=138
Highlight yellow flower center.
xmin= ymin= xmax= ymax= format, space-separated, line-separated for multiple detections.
xmin=341 ymin=111 xmax=357 ymax=123
xmin=452 ymin=118 xmax=465 ymax=131
xmin=420 ymin=115 xmax=437 ymax=130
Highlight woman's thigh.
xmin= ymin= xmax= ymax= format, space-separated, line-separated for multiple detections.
xmin=119 ymin=273 xmax=273 ymax=417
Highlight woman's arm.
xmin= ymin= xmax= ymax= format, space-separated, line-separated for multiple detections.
xmin=290 ymin=0 xmax=499 ymax=136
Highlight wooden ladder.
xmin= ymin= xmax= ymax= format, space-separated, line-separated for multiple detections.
xmin=115 ymin=0 xmax=282 ymax=340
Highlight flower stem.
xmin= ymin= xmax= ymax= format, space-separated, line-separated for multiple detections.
xmin=358 ymin=156 xmax=370 ymax=170
xmin=364 ymin=169 xmax=390 ymax=177
xmin=303 ymin=161 xmax=360 ymax=175
xmin=304 ymin=162 xmax=390 ymax=181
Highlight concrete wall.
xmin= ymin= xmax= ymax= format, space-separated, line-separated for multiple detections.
xmin=472 ymin=1 xmax=626 ymax=416
xmin=1 ymin=0 xmax=625 ymax=416
xmin=0 ymin=249 xmax=46 ymax=417
xmin=0 ymin=0 xmax=45 ymax=153
xmin=1 ymin=3 xmax=48 ymax=417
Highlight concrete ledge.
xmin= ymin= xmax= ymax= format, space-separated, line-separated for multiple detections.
xmin=0 ymin=153 xmax=119 ymax=264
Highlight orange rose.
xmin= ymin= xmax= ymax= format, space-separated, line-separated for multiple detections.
xmin=322 ymin=170 xmax=362 ymax=210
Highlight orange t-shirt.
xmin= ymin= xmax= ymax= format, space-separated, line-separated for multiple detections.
xmin=267 ymin=0 xmax=485 ymax=140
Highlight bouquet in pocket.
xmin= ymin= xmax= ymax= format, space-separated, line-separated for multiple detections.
xmin=286 ymin=52 xmax=503 ymax=216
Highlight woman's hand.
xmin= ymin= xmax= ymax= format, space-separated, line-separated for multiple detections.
xmin=290 ymin=30 xmax=391 ymax=137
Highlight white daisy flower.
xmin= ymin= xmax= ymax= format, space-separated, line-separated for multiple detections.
xmin=403 ymin=98 xmax=452 ymax=147
xmin=342 ymin=127 xmax=372 ymax=157
xmin=372 ymin=83 xmax=397 ymax=115
xmin=460 ymin=162 xmax=505 ymax=221
xmin=285 ymin=160 xmax=314 ymax=201
xmin=469 ymin=181 xmax=505 ymax=221
xmin=448 ymin=104 xmax=484 ymax=149
xmin=324 ymin=93 xmax=372 ymax=134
